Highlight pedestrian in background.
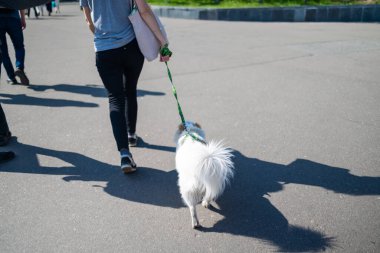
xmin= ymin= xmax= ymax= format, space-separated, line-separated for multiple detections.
xmin=0 ymin=6 xmax=30 ymax=85
xmin=26 ymin=6 xmax=40 ymax=19
xmin=80 ymin=0 xmax=172 ymax=173
xmin=0 ymin=40 xmax=15 ymax=164
xmin=45 ymin=2 xmax=52 ymax=16
xmin=54 ymin=0 xmax=60 ymax=14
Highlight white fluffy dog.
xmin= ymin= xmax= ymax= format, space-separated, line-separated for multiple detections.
xmin=175 ymin=121 xmax=234 ymax=228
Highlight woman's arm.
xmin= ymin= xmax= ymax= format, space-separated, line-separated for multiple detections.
xmin=82 ymin=6 xmax=95 ymax=34
xmin=19 ymin=10 xmax=26 ymax=30
xmin=134 ymin=0 xmax=168 ymax=47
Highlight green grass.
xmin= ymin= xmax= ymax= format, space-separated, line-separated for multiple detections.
xmin=148 ymin=0 xmax=380 ymax=8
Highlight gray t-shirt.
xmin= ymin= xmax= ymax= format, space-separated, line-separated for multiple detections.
xmin=80 ymin=0 xmax=135 ymax=52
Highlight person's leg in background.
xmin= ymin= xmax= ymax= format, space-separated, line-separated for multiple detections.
xmin=39 ymin=5 xmax=44 ymax=16
xmin=7 ymin=17 xmax=29 ymax=85
xmin=0 ymin=18 xmax=18 ymax=84
xmin=55 ymin=0 xmax=60 ymax=13
xmin=46 ymin=2 xmax=52 ymax=16
xmin=33 ymin=7 xmax=40 ymax=18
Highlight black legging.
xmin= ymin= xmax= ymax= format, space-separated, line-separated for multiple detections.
xmin=95 ymin=39 xmax=144 ymax=151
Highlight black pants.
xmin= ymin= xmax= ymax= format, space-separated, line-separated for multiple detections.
xmin=0 ymin=103 xmax=10 ymax=135
xmin=96 ymin=39 xmax=144 ymax=151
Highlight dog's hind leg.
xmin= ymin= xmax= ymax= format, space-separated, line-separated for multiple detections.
xmin=201 ymin=187 xmax=215 ymax=209
xmin=182 ymin=190 xmax=201 ymax=228
xmin=189 ymin=205 xmax=200 ymax=229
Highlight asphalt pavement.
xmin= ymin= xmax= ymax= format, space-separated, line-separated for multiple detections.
xmin=0 ymin=3 xmax=379 ymax=253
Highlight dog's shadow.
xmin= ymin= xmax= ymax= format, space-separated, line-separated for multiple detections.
xmin=199 ymin=150 xmax=380 ymax=251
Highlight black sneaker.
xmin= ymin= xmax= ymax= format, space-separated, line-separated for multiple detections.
xmin=14 ymin=68 xmax=30 ymax=85
xmin=121 ymin=155 xmax=137 ymax=174
xmin=7 ymin=79 xmax=19 ymax=85
xmin=0 ymin=151 xmax=15 ymax=164
xmin=0 ymin=131 xmax=12 ymax=146
xmin=128 ymin=133 xmax=138 ymax=147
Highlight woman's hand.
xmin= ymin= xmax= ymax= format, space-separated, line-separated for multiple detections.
xmin=20 ymin=10 xmax=26 ymax=30
xmin=160 ymin=44 xmax=172 ymax=62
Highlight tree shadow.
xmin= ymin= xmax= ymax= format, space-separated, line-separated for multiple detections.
xmin=27 ymin=83 xmax=165 ymax=98
xmin=199 ymin=150 xmax=380 ymax=251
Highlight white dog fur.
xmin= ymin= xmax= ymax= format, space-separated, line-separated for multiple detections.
xmin=174 ymin=121 xmax=234 ymax=228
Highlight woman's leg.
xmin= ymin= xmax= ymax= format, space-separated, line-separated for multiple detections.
xmin=96 ymin=47 xmax=129 ymax=151
xmin=122 ymin=39 xmax=144 ymax=136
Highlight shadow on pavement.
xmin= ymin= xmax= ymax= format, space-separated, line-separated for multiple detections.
xmin=135 ymin=137 xmax=176 ymax=153
xmin=2 ymin=140 xmax=379 ymax=251
xmin=199 ymin=150 xmax=380 ymax=251
xmin=0 ymin=138 xmax=182 ymax=209
xmin=0 ymin=93 xmax=98 ymax=107
xmin=0 ymin=84 xmax=165 ymax=107
xmin=27 ymin=83 xmax=165 ymax=98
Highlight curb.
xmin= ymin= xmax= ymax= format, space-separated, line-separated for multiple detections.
xmin=152 ymin=4 xmax=380 ymax=22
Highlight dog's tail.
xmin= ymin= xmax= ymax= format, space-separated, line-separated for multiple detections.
xmin=196 ymin=140 xmax=234 ymax=201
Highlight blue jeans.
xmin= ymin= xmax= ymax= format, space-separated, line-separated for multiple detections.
xmin=0 ymin=17 xmax=25 ymax=80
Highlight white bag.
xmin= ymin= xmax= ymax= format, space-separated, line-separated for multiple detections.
xmin=128 ymin=0 xmax=168 ymax=62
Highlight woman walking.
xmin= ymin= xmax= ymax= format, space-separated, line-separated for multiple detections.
xmin=80 ymin=0 xmax=171 ymax=173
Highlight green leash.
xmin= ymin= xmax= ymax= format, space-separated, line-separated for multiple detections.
xmin=161 ymin=46 xmax=206 ymax=144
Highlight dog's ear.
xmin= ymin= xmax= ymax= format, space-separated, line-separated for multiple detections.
xmin=194 ymin=122 xmax=202 ymax=129
xmin=178 ymin=124 xmax=185 ymax=132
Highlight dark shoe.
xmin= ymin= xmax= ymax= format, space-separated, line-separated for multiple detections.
xmin=121 ymin=155 xmax=137 ymax=174
xmin=0 ymin=151 xmax=15 ymax=164
xmin=128 ymin=133 xmax=138 ymax=147
xmin=7 ymin=79 xmax=19 ymax=85
xmin=14 ymin=68 xmax=30 ymax=85
xmin=0 ymin=131 xmax=11 ymax=146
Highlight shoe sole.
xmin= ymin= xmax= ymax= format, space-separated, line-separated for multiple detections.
xmin=122 ymin=166 xmax=137 ymax=174
xmin=7 ymin=81 xmax=18 ymax=85
xmin=128 ymin=137 xmax=138 ymax=147
xmin=15 ymin=70 xmax=30 ymax=85
xmin=128 ymin=142 xmax=137 ymax=147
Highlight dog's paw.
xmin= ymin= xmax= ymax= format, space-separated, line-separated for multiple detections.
xmin=202 ymin=200 xmax=210 ymax=208
xmin=192 ymin=223 xmax=202 ymax=229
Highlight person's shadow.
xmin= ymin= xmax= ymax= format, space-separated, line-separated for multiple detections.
xmin=0 ymin=93 xmax=98 ymax=108
xmin=27 ymin=83 xmax=165 ymax=98
xmin=2 ymin=139 xmax=379 ymax=252
xmin=0 ymin=84 xmax=165 ymax=108
xmin=0 ymin=137 xmax=182 ymax=209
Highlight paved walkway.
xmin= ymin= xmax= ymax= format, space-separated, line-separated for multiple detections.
xmin=1 ymin=3 xmax=379 ymax=253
